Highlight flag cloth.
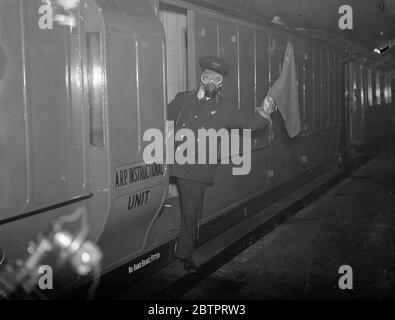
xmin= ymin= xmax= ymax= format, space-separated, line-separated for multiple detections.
xmin=268 ymin=41 xmax=301 ymax=138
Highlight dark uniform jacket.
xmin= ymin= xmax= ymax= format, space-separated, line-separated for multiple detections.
xmin=167 ymin=90 xmax=270 ymax=184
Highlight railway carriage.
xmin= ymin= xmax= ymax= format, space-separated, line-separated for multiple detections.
xmin=0 ymin=0 xmax=393 ymax=295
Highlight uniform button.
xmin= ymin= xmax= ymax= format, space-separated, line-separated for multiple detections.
xmin=194 ymin=115 xmax=198 ymax=118
xmin=182 ymin=123 xmax=186 ymax=127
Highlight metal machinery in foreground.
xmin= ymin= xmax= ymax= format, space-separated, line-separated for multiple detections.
xmin=0 ymin=207 xmax=102 ymax=299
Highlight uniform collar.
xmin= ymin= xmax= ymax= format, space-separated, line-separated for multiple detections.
xmin=197 ymin=88 xmax=206 ymax=100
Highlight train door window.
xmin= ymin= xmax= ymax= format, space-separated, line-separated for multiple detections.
xmin=239 ymin=26 xmax=255 ymax=114
xmin=359 ymin=65 xmax=365 ymax=110
xmin=367 ymin=68 xmax=373 ymax=106
xmin=193 ymin=12 xmax=218 ymax=89
xmin=336 ymin=53 xmax=342 ymax=126
xmin=360 ymin=64 xmax=368 ymax=126
xmin=313 ymin=47 xmax=322 ymax=130
xmin=375 ymin=71 xmax=382 ymax=105
xmin=295 ymin=46 xmax=305 ymax=128
xmin=322 ymin=49 xmax=329 ymax=128
xmin=351 ymin=63 xmax=357 ymax=104
xmin=270 ymin=36 xmax=287 ymax=84
xmin=328 ymin=51 xmax=335 ymax=127
xmin=140 ymin=36 xmax=166 ymax=154
xmin=334 ymin=52 xmax=340 ymax=126
xmin=159 ymin=3 xmax=188 ymax=103
xmin=344 ymin=61 xmax=350 ymax=109
xmin=380 ymin=72 xmax=386 ymax=105
xmin=218 ymin=20 xmax=239 ymax=106
xmin=25 ymin=0 xmax=84 ymax=205
xmin=381 ymin=72 xmax=386 ymax=105
xmin=252 ymin=28 xmax=271 ymax=148
xmin=304 ymin=48 xmax=314 ymax=132
xmin=384 ymin=73 xmax=389 ymax=104
xmin=108 ymin=32 xmax=139 ymax=161
xmin=255 ymin=30 xmax=270 ymax=111
xmin=86 ymin=32 xmax=104 ymax=147
xmin=364 ymin=68 xmax=369 ymax=108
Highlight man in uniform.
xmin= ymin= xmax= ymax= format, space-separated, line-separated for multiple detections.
xmin=167 ymin=56 xmax=275 ymax=273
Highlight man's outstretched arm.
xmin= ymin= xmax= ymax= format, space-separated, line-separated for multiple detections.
xmin=226 ymin=95 xmax=276 ymax=130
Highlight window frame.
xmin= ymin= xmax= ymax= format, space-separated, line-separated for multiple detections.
xmin=86 ymin=32 xmax=104 ymax=147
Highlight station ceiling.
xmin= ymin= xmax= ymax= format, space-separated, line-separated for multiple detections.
xmin=184 ymin=0 xmax=395 ymax=63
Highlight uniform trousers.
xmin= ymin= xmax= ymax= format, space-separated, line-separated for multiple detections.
xmin=175 ymin=178 xmax=208 ymax=260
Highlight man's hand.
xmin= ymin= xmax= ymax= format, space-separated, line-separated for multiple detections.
xmin=257 ymin=95 xmax=276 ymax=121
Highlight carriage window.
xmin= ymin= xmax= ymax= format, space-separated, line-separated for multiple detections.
xmin=359 ymin=65 xmax=365 ymax=110
xmin=87 ymin=32 xmax=104 ymax=147
xmin=375 ymin=71 xmax=381 ymax=105
xmin=109 ymin=32 xmax=139 ymax=161
xmin=384 ymin=74 xmax=388 ymax=104
xmin=313 ymin=47 xmax=323 ymax=130
xmin=140 ymin=36 xmax=166 ymax=155
xmin=367 ymin=68 xmax=373 ymax=106
xmin=159 ymin=3 xmax=188 ymax=102
xmin=384 ymin=73 xmax=391 ymax=104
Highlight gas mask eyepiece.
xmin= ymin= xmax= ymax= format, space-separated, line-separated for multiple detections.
xmin=200 ymin=70 xmax=223 ymax=98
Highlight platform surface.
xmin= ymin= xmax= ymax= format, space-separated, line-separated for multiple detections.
xmin=181 ymin=148 xmax=395 ymax=299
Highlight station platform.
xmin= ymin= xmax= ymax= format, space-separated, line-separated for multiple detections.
xmin=180 ymin=147 xmax=395 ymax=299
xmin=114 ymin=142 xmax=395 ymax=300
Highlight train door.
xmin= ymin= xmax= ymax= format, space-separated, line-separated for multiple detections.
xmin=70 ymin=0 xmax=169 ymax=270
xmin=96 ymin=32 xmax=168 ymax=269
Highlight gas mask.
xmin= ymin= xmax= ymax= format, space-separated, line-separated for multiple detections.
xmin=199 ymin=70 xmax=223 ymax=99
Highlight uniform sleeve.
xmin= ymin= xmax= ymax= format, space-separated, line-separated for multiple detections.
xmin=167 ymin=93 xmax=184 ymax=123
xmin=226 ymin=107 xmax=270 ymax=131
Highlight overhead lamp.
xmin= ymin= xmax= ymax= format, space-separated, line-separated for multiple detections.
xmin=374 ymin=39 xmax=395 ymax=54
